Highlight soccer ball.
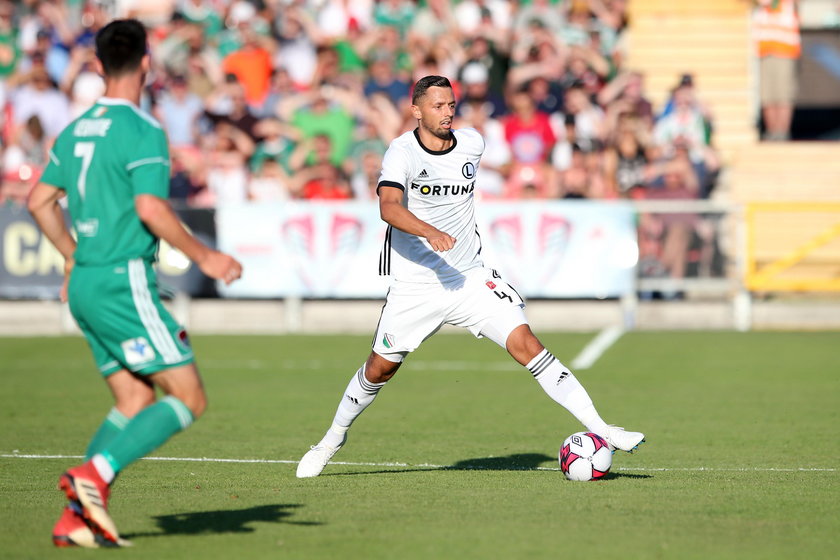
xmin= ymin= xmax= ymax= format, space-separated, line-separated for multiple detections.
xmin=559 ymin=432 xmax=612 ymax=481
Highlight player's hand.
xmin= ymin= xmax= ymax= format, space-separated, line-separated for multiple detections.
xmin=59 ymin=258 xmax=74 ymax=303
xmin=198 ymin=251 xmax=243 ymax=285
xmin=426 ymin=229 xmax=456 ymax=252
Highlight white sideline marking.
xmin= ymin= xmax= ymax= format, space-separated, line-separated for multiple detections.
xmin=571 ymin=326 xmax=625 ymax=370
xmin=1 ymin=453 xmax=834 ymax=473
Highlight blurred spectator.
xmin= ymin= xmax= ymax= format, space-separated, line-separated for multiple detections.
xmin=250 ymin=117 xmax=298 ymax=175
xmin=455 ymin=100 xmax=511 ymax=198
xmin=156 ymin=73 xmax=204 ymax=147
xmin=753 ymin=0 xmax=800 ymax=141
xmin=274 ymin=4 xmax=319 ymax=88
xmin=222 ymin=25 xmax=274 ymax=108
xmin=196 ymin=121 xmax=253 ymax=207
xmin=373 ymin=0 xmax=415 ymax=38
xmin=456 ymin=61 xmax=506 ymax=119
xmin=654 ymin=76 xmax=720 ymax=197
xmin=204 ymin=76 xmax=260 ymax=140
xmin=564 ymin=81 xmax=606 ymax=153
xmin=60 ymin=44 xmax=105 ymax=119
xmin=291 ymin=162 xmax=354 ymax=200
xmin=598 ymin=70 xmax=653 ymax=130
xmin=9 ymin=66 xmax=71 ymax=143
xmin=279 ymin=86 xmax=356 ymax=168
xmin=0 ymin=1 xmax=20 ymax=81
xmin=636 ymin=149 xmax=702 ymax=297
xmin=0 ymin=161 xmax=38 ymax=208
xmin=364 ymin=49 xmax=410 ymax=109
xmin=603 ymin=113 xmax=653 ymax=198
xmin=249 ymin=159 xmax=291 ymax=202
xmin=558 ymin=144 xmax=606 ymax=199
xmin=502 ymin=86 xmax=556 ymax=198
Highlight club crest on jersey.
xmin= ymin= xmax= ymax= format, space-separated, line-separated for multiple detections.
xmin=382 ymin=333 xmax=395 ymax=349
xmin=121 ymin=337 xmax=155 ymax=365
xmin=462 ymin=162 xmax=476 ymax=179
xmin=410 ymin=180 xmax=475 ymax=197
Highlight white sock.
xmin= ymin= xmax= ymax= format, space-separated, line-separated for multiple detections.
xmin=91 ymin=453 xmax=116 ymax=484
xmin=526 ymin=349 xmax=608 ymax=434
xmin=320 ymin=364 xmax=385 ymax=448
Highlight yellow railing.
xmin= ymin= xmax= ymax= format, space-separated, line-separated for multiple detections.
xmin=745 ymin=202 xmax=840 ymax=291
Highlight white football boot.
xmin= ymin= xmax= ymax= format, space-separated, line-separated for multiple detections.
xmin=296 ymin=434 xmax=347 ymax=478
xmin=601 ymin=425 xmax=645 ymax=453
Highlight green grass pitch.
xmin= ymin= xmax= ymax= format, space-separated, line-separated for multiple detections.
xmin=1 ymin=331 xmax=838 ymax=559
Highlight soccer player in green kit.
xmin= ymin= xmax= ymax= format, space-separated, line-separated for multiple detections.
xmin=28 ymin=19 xmax=242 ymax=548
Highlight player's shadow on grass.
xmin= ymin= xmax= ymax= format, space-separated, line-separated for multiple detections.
xmin=328 ymin=453 xmax=652 ymax=479
xmin=122 ymin=504 xmax=321 ymax=539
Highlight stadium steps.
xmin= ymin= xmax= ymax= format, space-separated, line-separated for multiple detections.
xmin=625 ymin=0 xmax=756 ymax=160
xmin=730 ymin=143 xmax=840 ymax=284
xmin=728 ymin=142 xmax=840 ymax=202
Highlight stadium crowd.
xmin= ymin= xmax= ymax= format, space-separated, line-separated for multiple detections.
xmin=0 ymin=0 xmax=722 ymax=209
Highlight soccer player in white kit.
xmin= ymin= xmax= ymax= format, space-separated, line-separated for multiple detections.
xmin=296 ymin=76 xmax=644 ymax=477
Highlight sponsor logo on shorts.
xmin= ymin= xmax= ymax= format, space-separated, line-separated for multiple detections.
xmin=121 ymin=337 xmax=155 ymax=365
xmin=176 ymin=328 xmax=191 ymax=350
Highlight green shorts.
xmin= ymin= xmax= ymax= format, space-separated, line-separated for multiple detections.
xmin=68 ymin=258 xmax=194 ymax=376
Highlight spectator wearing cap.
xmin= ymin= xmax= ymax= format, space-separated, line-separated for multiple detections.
xmin=456 ymin=61 xmax=507 ymax=119
xmin=462 ymin=36 xmax=510 ymax=97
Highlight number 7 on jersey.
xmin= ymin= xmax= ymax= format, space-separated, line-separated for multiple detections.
xmin=74 ymin=141 xmax=95 ymax=201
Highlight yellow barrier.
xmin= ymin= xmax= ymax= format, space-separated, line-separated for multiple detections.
xmin=745 ymin=202 xmax=840 ymax=291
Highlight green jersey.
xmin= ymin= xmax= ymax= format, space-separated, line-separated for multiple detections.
xmin=40 ymin=97 xmax=171 ymax=266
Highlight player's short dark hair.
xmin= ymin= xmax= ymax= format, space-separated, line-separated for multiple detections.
xmin=95 ymin=19 xmax=148 ymax=77
xmin=411 ymin=75 xmax=452 ymax=105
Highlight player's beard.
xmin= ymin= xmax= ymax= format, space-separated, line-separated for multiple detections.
xmin=423 ymin=119 xmax=453 ymax=141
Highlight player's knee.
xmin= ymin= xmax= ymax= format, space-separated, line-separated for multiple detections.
xmin=365 ymin=354 xmax=401 ymax=384
xmin=170 ymin=389 xmax=207 ymax=420
xmin=506 ymin=326 xmax=544 ymax=365
xmin=187 ymin=391 xmax=208 ymax=419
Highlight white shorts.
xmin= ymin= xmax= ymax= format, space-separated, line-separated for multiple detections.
xmin=371 ymin=267 xmax=528 ymax=362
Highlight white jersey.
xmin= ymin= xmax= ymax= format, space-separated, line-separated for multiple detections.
xmin=378 ymin=127 xmax=485 ymax=285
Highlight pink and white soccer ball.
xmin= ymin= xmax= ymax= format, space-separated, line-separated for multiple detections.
xmin=559 ymin=432 xmax=612 ymax=481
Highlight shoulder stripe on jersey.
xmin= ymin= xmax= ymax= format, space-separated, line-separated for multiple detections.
xmin=377 ymin=180 xmax=405 ymax=193
xmin=97 ymin=97 xmax=163 ymax=129
xmin=48 ymin=150 xmax=60 ymax=166
xmin=126 ymin=156 xmax=171 ymax=171
xmin=379 ymin=226 xmax=392 ymax=276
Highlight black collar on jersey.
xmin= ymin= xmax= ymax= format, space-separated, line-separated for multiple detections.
xmin=413 ymin=128 xmax=457 ymax=155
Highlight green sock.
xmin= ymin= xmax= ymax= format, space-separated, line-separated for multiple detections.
xmin=85 ymin=408 xmax=130 ymax=459
xmin=99 ymin=396 xmax=194 ymax=475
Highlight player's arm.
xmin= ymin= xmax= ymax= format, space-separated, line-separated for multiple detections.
xmin=28 ymin=182 xmax=77 ymax=302
xmin=134 ymin=194 xmax=243 ymax=285
xmin=28 ymin=182 xmax=76 ymax=262
xmin=378 ymin=185 xmax=456 ymax=252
